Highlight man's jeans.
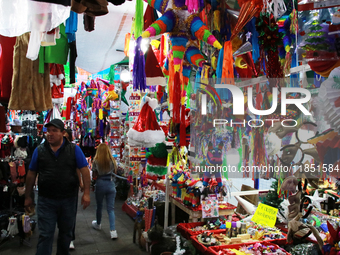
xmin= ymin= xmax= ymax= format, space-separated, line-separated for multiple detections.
xmin=36 ymin=195 xmax=77 ymax=255
xmin=95 ymin=177 xmax=116 ymax=231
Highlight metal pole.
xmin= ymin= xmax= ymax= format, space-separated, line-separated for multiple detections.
xmin=164 ymin=162 xmax=171 ymax=229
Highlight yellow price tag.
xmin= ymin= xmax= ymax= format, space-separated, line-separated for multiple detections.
xmin=99 ymin=109 xmax=103 ymax=120
xmin=251 ymin=203 xmax=278 ymax=228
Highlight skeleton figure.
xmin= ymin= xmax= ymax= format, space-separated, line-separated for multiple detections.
xmin=287 ymin=212 xmax=324 ymax=250
xmin=272 ymin=122 xmax=320 ymax=189
xmin=287 ymin=190 xmax=301 ymax=220
xmin=281 ymin=176 xmax=299 ymax=193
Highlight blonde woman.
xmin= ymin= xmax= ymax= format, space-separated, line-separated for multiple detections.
xmin=91 ymin=143 xmax=118 ymax=239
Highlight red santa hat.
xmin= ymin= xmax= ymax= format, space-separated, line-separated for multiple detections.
xmin=145 ymin=45 xmax=166 ymax=86
xmin=127 ymin=96 xmax=165 ymax=147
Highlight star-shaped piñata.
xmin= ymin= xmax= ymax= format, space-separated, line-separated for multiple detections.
xmin=142 ymin=0 xmax=222 ymax=72
xmin=305 ymin=189 xmax=326 ymax=212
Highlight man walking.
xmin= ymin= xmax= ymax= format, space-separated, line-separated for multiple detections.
xmin=25 ymin=119 xmax=91 ymax=255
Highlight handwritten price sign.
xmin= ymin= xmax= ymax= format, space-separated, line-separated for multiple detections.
xmin=251 ymin=203 xmax=278 ymax=227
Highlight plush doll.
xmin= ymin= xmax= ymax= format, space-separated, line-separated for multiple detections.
xmin=203 ymin=142 xmax=223 ymax=188
xmin=13 ymin=136 xmax=28 ymax=159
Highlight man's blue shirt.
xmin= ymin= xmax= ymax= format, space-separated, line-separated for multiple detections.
xmin=29 ymin=138 xmax=88 ymax=171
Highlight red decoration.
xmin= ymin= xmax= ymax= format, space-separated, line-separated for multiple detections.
xmin=132 ymin=102 xmax=161 ymax=132
xmin=180 ymin=105 xmax=186 ymax=147
xmin=173 ymin=72 xmax=181 ymax=123
xmin=256 ymin=13 xmax=284 ymax=87
xmin=231 ymin=0 xmax=263 ymax=40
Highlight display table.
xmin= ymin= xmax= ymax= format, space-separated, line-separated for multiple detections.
xmin=170 ymin=197 xmax=236 ymax=224
xmin=122 ymin=202 xmax=138 ymax=219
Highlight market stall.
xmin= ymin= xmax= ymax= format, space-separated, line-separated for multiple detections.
xmin=1 ymin=0 xmax=340 ymax=254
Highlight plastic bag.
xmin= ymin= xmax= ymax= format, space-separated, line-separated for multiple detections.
xmin=7 ymin=217 xmax=19 ymax=236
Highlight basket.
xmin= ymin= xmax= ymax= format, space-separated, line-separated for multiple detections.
xmin=177 ymin=222 xmax=226 ymax=240
xmin=190 ymin=234 xmax=212 ymax=254
xmin=207 ymin=241 xmax=291 ymax=255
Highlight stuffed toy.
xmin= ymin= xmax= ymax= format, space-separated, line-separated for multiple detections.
xmin=13 ymin=136 xmax=28 ymax=159
xmin=203 ymin=142 xmax=223 ymax=187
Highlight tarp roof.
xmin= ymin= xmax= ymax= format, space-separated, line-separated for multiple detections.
xmin=75 ymin=2 xmax=135 ymax=73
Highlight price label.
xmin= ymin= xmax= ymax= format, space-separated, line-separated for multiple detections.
xmin=129 ymin=96 xmax=141 ymax=100
xmin=251 ymin=203 xmax=278 ymax=227
xmin=130 ymin=157 xmax=141 ymax=161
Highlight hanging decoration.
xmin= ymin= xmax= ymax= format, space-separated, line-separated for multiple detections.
xmin=134 ymin=0 xmax=144 ymax=38
xmin=142 ymin=0 xmax=222 ymax=72
xmin=146 ymin=143 xmax=169 ymax=179
xmin=231 ymin=0 xmax=263 ymax=40
xmin=127 ymin=96 xmax=165 ymax=147
xmin=133 ymin=37 xmax=147 ymax=91
xmin=256 ymin=12 xmax=284 ymax=86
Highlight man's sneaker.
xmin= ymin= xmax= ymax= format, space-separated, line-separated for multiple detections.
xmin=69 ymin=241 xmax=75 ymax=250
xmin=110 ymin=230 xmax=118 ymax=239
xmin=92 ymin=220 xmax=101 ymax=230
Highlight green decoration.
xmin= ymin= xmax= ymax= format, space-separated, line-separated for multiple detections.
xmin=256 ymin=12 xmax=283 ymax=52
xmin=154 ymin=109 xmax=160 ymax=122
xmin=125 ymin=110 xmax=129 ymax=122
xmin=146 ymin=165 xmax=168 ymax=176
xmin=222 ymin=156 xmax=228 ymax=180
xmin=186 ymin=78 xmax=191 ymax=108
xmin=147 ymin=143 xmax=168 ymax=177
xmin=121 ymin=90 xmax=129 ymax=106
xmin=262 ymin=179 xmax=283 ymax=210
xmin=301 ymin=20 xmax=333 ymax=52
xmin=149 ymin=143 xmax=168 ymax=158
xmin=64 ymin=63 xmax=70 ymax=87
xmin=237 ymin=129 xmax=243 ymax=172
xmin=134 ymin=0 xmax=144 ymax=38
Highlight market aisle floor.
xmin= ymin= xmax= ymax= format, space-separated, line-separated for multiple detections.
xmin=0 ymin=191 xmax=148 ymax=255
